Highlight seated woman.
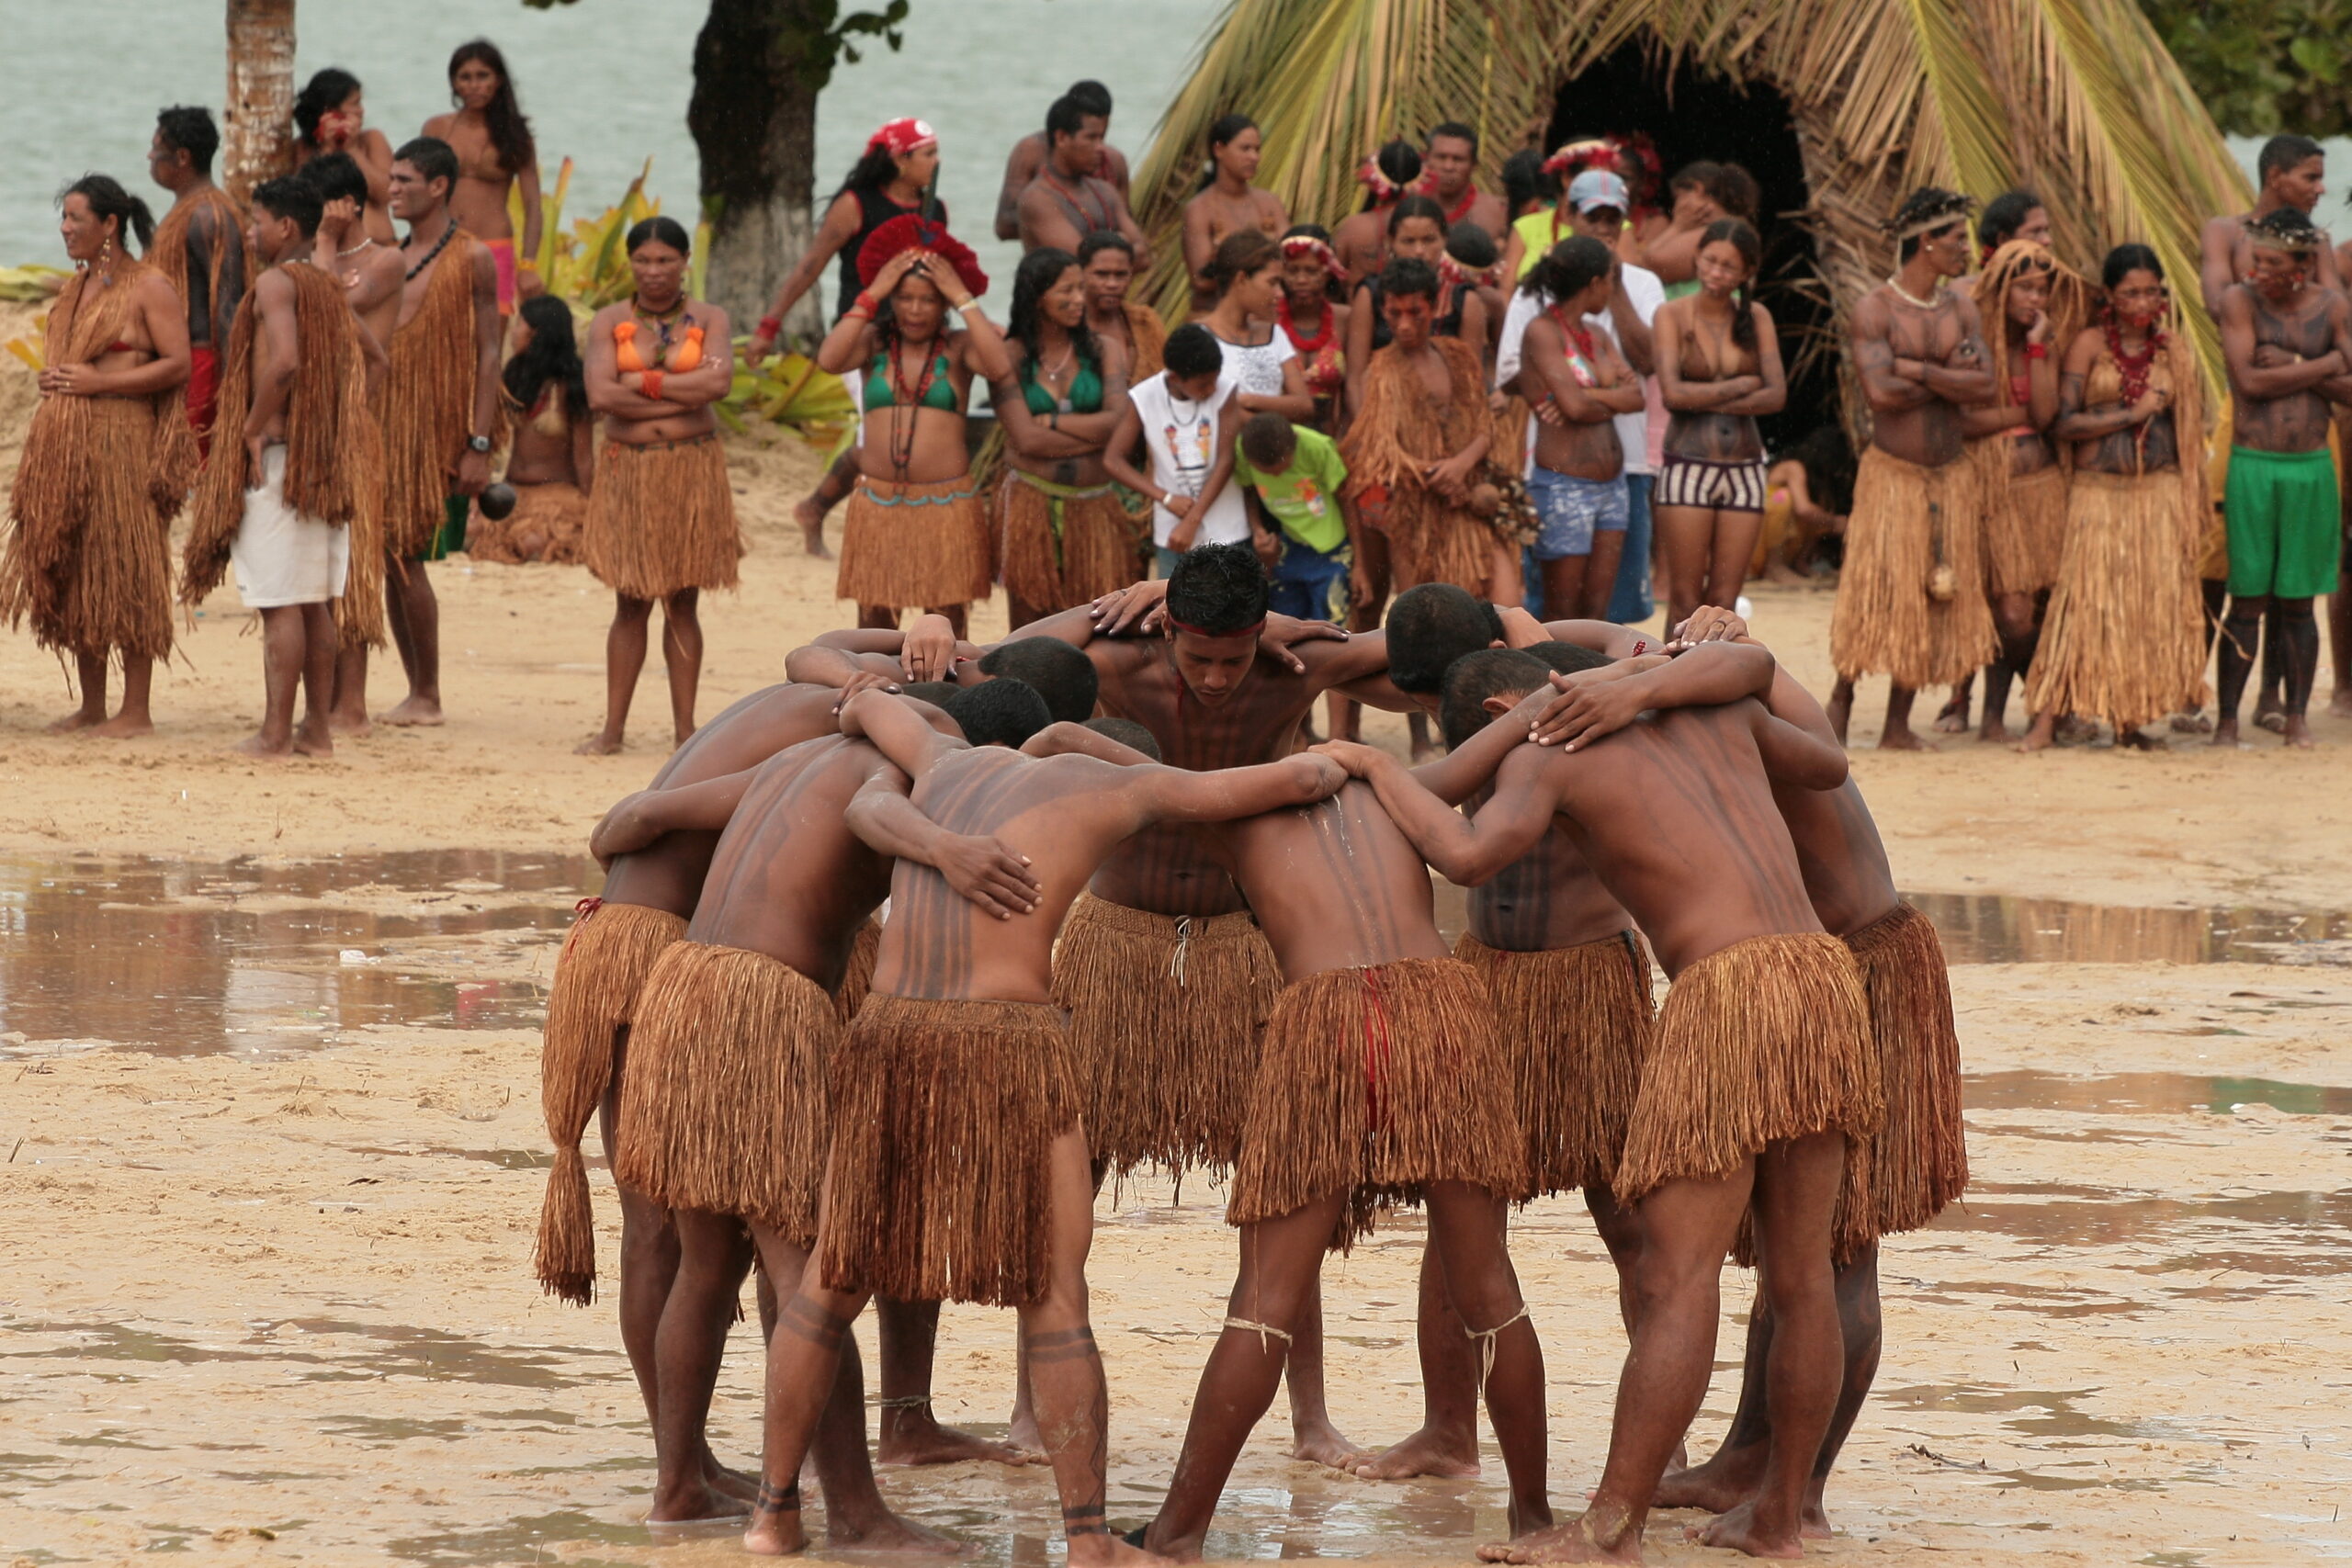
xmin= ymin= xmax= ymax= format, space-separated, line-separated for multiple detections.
xmin=470 ymin=296 xmax=593 ymax=565
xmin=818 ymin=214 xmax=1011 ymax=637
xmin=990 ymin=246 xmax=1135 ymax=629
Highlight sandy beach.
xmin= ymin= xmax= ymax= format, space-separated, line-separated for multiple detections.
xmin=3 ymin=309 xmax=2351 ymax=1566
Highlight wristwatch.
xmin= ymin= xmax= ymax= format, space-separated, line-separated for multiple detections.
xmin=467 ymin=434 xmax=492 ymax=454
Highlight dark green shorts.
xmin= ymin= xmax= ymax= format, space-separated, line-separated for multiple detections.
xmin=2224 ymin=446 xmax=2338 ymax=598
xmin=409 ymin=494 xmax=469 ymax=565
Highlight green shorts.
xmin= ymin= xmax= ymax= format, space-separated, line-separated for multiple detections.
xmin=409 ymin=494 xmax=469 ymax=564
xmin=2224 ymin=446 xmax=2339 ymax=598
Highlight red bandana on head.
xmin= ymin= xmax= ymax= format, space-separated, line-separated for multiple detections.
xmin=867 ymin=118 xmax=937 ymax=158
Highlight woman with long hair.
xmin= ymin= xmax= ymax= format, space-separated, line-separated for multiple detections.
xmin=819 ymin=216 xmax=1011 ymax=636
xmin=421 ymin=39 xmax=542 ymax=313
xmin=1199 ymin=230 xmax=1316 ymax=423
xmin=1344 ymin=195 xmax=1486 ymax=416
xmin=1273 ymin=225 xmax=1348 ymax=431
xmin=1182 ymin=115 xmax=1288 ymax=299
xmin=471 ymin=295 xmax=594 ymax=565
xmin=1650 ymin=218 xmax=1785 ymax=627
xmin=747 ymin=118 xmax=945 ymax=559
xmin=576 ymin=218 xmax=742 ymax=755
xmin=1516 ymin=236 xmax=1646 ymax=620
xmin=1634 ymin=161 xmax=1760 ymax=298
xmin=1332 ymin=140 xmax=1423 ymax=285
xmin=991 ymin=247 xmax=1135 ymax=627
xmin=1500 ymin=150 xmax=1558 ymax=224
xmin=2018 ymin=245 xmax=2207 ymax=751
xmin=2 ymin=175 xmax=190 ymax=737
xmin=291 ymin=68 xmax=396 ymax=245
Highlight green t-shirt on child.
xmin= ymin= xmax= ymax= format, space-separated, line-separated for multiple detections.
xmin=1236 ymin=425 xmax=1351 ymax=554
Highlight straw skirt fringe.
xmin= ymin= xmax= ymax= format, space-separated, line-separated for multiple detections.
xmin=1974 ymin=444 xmax=2069 ymax=597
xmin=583 ymin=436 xmax=743 ymax=600
xmin=1 ymin=399 xmax=175 ymax=661
xmin=1051 ymin=893 xmax=1279 ymax=1177
xmin=532 ymin=899 xmax=686 ymax=1304
xmin=2024 ymin=470 xmax=2207 ymax=731
xmin=836 ymin=476 xmax=992 ymax=609
xmin=1455 ymin=931 xmax=1655 ymax=1197
xmin=1830 ymin=446 xmax=1996 ymax=687
xmin=470 ymin=479 xmax=588 ymax=565
xmin=1614 ymin=933 xmax=1880 ymax=1206
xmin=820 ymin=995 xmax=1080 ymax=1308
xmin=834 ymin=916 xmax=881 ymax=1023
xmin=996 ymin=469 xmax=1145 ymax=611
xmin=1846 ymin=902 xmax=1969 ymax=1241
xmin=1228 ymin=957 xmax=1526 ymax=1248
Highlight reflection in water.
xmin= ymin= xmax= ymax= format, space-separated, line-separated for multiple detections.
xmin=0 ymin=850 xmax=594 ymax=1056
xmin=1966 ymin=1070 xmax=2352 ymax=1116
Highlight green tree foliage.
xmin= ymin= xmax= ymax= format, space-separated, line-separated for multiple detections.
xmin=2140 ymin=0 xmax=2352 ymax=135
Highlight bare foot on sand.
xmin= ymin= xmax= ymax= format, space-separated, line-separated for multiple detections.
xmin=877 ymin=1408 xmax=1042 ymax=1467
xmin=742 ymin=1483 xmax=803 ymax=1557
xmin=85 ymin=711 xmax=154 ymax=739
xmin=1476 ymin=1517 xmax=1635 ymax=1564
xmin=1931 ymin=698 xmax=1969 ymax=733
xmin=45 ymin=708 xmax=101 ymax=734
xmin=1652 ymin=1449 xmax=1762 ymax=1514
xmin=646 ymin=1479 xmax=751 ymax=1528
xmin=2211 ymin=717 xmax=2244 ymax=749
xmin=1350 ymin=1425 xmax=1479 ymax=1480
xmin=573 ymin=731 xmax=625 ymax=757
xmin=1287 ymin=1416 xmax=1367 ymax=1472
xmin=1877 ymin=725 xmax=1934 ymax=752
xmin=379 ymin=694 xmax=444 ymax=728
xmin=827 ymin=1503 xmax=974 ymax=1554
xmin=233 ymin=731 xmax=293 ymax=758
xmin=2284 ymin=715 xmax=2320 ymax=749
xmin=1696 ymin=1497 xmax=1806 ymax=1559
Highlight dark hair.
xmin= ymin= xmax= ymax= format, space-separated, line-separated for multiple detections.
xmin=899 ymin=680 xmax=962 ymax=706
xmin=1166 ymin=542 xmax=1270 ymax=636
xmin=1009 ymin=248 xmax=1098 ymax=380
xmin=503 ymin=295 xmax=589 ymax=422
xmin=1385 ymin=583 xmax=1507 ymax=694
xmin=393 ymin=136 xmax=460 ymax=197
xmin=1702 ymin=163 xmax=1759 ymax=220
xmin=293 ymin=68 xmax=362 ymax=152
xmin=1083 ymin=716 xmax=1159 ymax=761
xmin=1387 ymin=194 xmax=1447 ymax=238
xmin=155 ymin=107 xmax=220 ymax=176
xmin=1046 ymin=94 xmax=1100 ymax=147
xmin=1078 ymin=230 xmax=1134 ymax=266
xmin=60 ymin=174 xmax=155 ymax=252
xmin=1163 ymin=321 xmax=1223 ymax=378
xmin=1893 ymin=186 xmax=1969 ymax=263
xmin=1239 ymin=410 xmax=1296 ymax=470
xmin=1068 ymin=80 xmax=1114 ymax=118
xmin=1206 ymin=228 xmax=1281 ymax=298
xmin=1979 ymin=188 xmax=2043 ymax=250
xmin=448 ymin=39 xmax=534 ymax=175
xmin=1428 ymin=120 xmax=1478 ymax=155
xmin=2246 ymin=206 xmax=2322 ymax=253
xmin=943 ymin=679 xmax=1052 ymax=748
xmin=1362 ymin=140 xmax=1423 ymax=211
xmin=1700 ymin=219 xmax=1763 ymax=351
xmin=1198 ymin=112 xmax=1260 ymax=191
xmin=1783 ymin=424 xmax=1856 ymax=516
xmin=841 ymin=144 xmax=906 ymax=196
xmin=1500 ymin=150 xmax=1557 ymax=219
xmin=2259 ymin=134 xmax=2324 ymax=183
xmin=978 ymin=637 xmax=1099 ymax=723
xmin=1445 ymin=221 xmax=1498 ymax=271
xmin=1380 ymin=255 xmax=1440 ymax=303
xmin=1526 ymin=639 xmax=1611 ymax=677
xmin=1521 ymin=234 xmax=1612 ymax=301
xmin=250 ymin=175 xmax=322 ymax=238
xmin=2101 ymin=242 xmax=2165 ymax=291
xmin=300 ymin=151 xmax=369 ymax=209
xmin=1440 ymin=649 xmax=1553 ymax=751
xmin=626 ymin=215 xmax=692 ymax=256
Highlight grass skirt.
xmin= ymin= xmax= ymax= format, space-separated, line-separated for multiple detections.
xmin=469 ymin=480 xmax=588 ymax=566
xmin=583 ymin=435 xmax=743 ymax=600
xmin=996 ymin=468 xmax=1147 ymax=612
xmin=1974 ymin=444 xmax=2068 ymax=597
xmin=1051 ymin=893 xmax=1278 ymax=1177
xmin=2024 ymin=470 xmax=2207 ymax=731
xmin=1455 ymin=931 xmax=1654 ymax=1197
xmin=820 ymin=995 xmax=1080 ymax=1308
xmin=1 ymin=398 xmax=175 ymax=661
xmin=836 ymin=475 xmax=991 ymax=610
xmin=833 ymin=916 xmax=881 ymax=1023
xmin=1830 ymin=447 xmax=1996 ymax=687
xmin=1228 ymin=957 xmax=1526 ymax=1248
xmin=1615 ymin=933 xmax=1880 ymax=1206
xmin=532 ymin=899 xmax=686 ymax=1304
xmin=1845 ymin=903 xmax=1968 ymax=1243
xmin=612 ymin=941 xmax=835 ymax=1244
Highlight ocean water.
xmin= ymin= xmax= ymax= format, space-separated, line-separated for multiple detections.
xmin=0 ymin=0 xmax=1221 ymax=304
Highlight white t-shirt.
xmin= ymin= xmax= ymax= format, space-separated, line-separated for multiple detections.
xmin=1496 ymin=262 xmax=1664 ymax=476
xmin=1209 ymin=328 xmax=1298 ymax=399
xmin=1129 ymin=367 xmax=1250 ymax=549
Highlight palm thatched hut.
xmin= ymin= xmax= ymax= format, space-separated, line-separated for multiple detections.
xmin=1133 ymin=0 xmax=2248 ymax=432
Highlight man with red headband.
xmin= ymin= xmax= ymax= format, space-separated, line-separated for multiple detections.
xmin=1017 ymin=92 xmax=1149 ymax=265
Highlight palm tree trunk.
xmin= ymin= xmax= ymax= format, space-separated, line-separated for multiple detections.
xmin=691 ymin=0 xmax=820 ymax=334
xmin=222 ymin=0 xmax=298 ymax=204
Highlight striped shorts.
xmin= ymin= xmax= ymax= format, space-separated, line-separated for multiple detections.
xmin=1657 ymin=455 xmax=1769 ymax=513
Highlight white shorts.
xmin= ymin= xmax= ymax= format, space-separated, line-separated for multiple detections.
xmin=232 ymin=446 xmax=351 ymax=608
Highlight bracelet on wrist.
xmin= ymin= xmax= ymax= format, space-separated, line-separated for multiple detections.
xmin=757 ymin=315 xmax=782 ymax=336
xmin=641 ymin=369 xmax=664 ymax=400
xmin=2024 ymin=343 xmax=2048 ymax=360
xmin=854 ymin=290 xmax=879 ymax=313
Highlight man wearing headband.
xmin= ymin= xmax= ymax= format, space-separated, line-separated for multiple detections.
xmin=995 ymin=80 xmax=1133 ymax=243
xmin=1827 ymin=187 xmax=1998 ymax=750
xmin=2213 ymin=206 xmax=2352 ymax=748
xmin=1016 ymin=92 xmax=1149 ymax=265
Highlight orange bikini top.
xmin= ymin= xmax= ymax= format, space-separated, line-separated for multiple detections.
xmin=614 ymin=318 xmax=705 ymax=374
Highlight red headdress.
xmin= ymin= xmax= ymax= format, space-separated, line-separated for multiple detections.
xmin=1542 ymin=134 xmax=1663 ymax=208
xmin=1357 ymin=155 xmax=1408 ymax=205
xmin=867 ymin=118 xmax=937 ymax=158
xmin=1279 ymin=231 xmax=1346 ymax=282
xmin=856 ymin=211 xmax=989 ymax=299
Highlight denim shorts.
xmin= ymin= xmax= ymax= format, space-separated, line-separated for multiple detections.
xmin=1526 ymin=467 xmax=1630 ymax=560
xmin=1269 ymin=536 xmax=1351 ymax=622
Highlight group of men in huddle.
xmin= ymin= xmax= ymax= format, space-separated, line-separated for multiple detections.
xmin=532 ymin=542 xmax=1965 ymax=1564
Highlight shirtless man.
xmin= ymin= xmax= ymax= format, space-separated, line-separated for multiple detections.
xmin=1827 ymin=187 xmax=1998 ymax=750
xmin=1017 ymin=94 xmax=1150 ymax=266
xmin=1079 ymin=231 xmax=1169 ymax=380
xmin=144 ymin=105 xmax=248 ymax=453
xmin=1419 ymin=122 xmax=1509 ymax=242
xmin=303 ymin=152 xmax=405 ymax=354
xmin=582 ymin=682 xmax=1047 ymax=1528
xmin=1322 ymin=642 xmax=1876 ymax=1563
xmin=2214 ymin=207 xmax=2352 ymax=748
xmin=332 ymin=138 xmax=501 ymax=732
xmin=741 ymin=686 xmax=1342 ymax=1561
xmin=997 ymin=80 xmax=1132 ymax=243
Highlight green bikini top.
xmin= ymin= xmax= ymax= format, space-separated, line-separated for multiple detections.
xmin=865 ymin=350 xmax=958 ymax=412
xmin=1018 ymin=355 xmax=1103 ymax=416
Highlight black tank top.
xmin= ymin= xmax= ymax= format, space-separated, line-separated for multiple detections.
xmin=1359 ymin=277 xmax=1469 ymax=352
xmin=835 ymin=186 xmax=950 ymax=321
